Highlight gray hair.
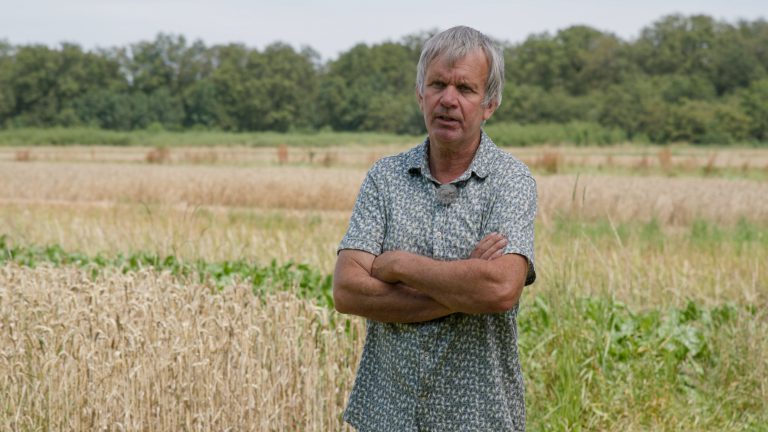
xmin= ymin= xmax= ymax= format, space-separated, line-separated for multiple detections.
xmin=415 ymin=26 xmax=504 ymax=108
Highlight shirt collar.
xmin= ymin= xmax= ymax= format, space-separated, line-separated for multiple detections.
xmin=406 ymin=129 xmax=496 ymax=183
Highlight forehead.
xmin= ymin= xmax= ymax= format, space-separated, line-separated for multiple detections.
xmin=425 ymin=49 xmax=489 ymax=81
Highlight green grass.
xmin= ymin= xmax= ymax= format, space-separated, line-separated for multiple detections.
xmin=527 ymin=160 xmax=768 ymax=182
xmin=521 ymin=291 xmax=766 ymax=430
xmin=548 ymin=215 xmax=768 ymax=249
xmin=0 ymin=127 xmax=421 ymax=147
xmin=0 ymin=234 xmax=334 ymax=306
xmin=0 ymin=123 xmax=652 ymax=148
xmin=485 ymin=121 xmax=630 ymax=146
xmin=3 ymin=124 xmax=768 ymax=150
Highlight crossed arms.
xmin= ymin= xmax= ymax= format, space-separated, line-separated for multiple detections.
xmin=333 ymin=233 xmax=529 ymax=323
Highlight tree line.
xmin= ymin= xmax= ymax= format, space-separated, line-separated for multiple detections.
xmin=1 ymin=14 xmax=767 ymax=144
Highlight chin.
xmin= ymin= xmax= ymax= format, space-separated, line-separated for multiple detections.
xmin=430 ymin=128 xmax=463 ymax=144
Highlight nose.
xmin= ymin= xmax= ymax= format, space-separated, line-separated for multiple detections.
xmin=440 ymin=85 xmax=459 ymax=107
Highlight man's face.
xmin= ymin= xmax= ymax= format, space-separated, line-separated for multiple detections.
xmin=417 ymin=49 xmax=497 ymax=149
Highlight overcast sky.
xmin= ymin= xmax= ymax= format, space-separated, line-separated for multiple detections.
xmin=1 ymin=0 xmax=765 ymax=60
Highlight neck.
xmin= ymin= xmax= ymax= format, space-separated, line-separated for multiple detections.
xmin=428 ymin=135 xmax=481 ymax=184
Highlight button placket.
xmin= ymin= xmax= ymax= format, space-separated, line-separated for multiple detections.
xmin=433 ymin=205 xmax=449 ymax=258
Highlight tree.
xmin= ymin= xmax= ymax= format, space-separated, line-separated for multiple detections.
xmin=182 ymin=78 xmax=220 ymax=128
xmin=598 ymin=78 xmax=668 ymax=142
xmin=318 ymin=42 xmax=419 ymax=132
xmin=120 ymin=34 xmax=187 ymax=94
xmin=634 ymin=15 xmax=720 ymax=76
xmin=0 ymin=14 xmax=767 ymax=141
xmin=206 ymin=43 xmax=255 ymax=131
xmin=258 ymin=43 xmax=320 ymax=131
xmin=73 ymin=89 xmax=135 ymax=129
xmin=657 ymin=74 xmax=716 ymax=103
xmin=0 ymin=40 xmax=15 ymax=125
xmin=505 ymin=32 xmax=564 ymax=90
xmin=495 ymin=84 xmax=597 ymax=124
xmin=553 ymin=26 xmax=632 ymax=94
xmin=708 ymin=22 xmax=766 ymax=94
xmin=740 ymin=79 xmax=768 ymax=141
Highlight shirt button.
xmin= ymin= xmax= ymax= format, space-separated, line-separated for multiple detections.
xmin=435 ymin=231 xmax=442 ymax=238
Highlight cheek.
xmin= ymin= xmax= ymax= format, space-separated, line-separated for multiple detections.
xmin=419 ymin=94 xmax=436 ymax=113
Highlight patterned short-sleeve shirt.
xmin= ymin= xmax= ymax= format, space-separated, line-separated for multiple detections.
xmin=338 ymin=131 xmax=537 ymax=432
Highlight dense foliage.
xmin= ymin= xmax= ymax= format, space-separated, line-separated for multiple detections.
xmin=1 ymin=14 xmax=767 ymax=143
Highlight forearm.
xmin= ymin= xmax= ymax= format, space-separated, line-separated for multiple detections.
xmin=333 ymin=250 xmax=453 ymax=323
xmin=335 ymin=277 xmax=453 ymax=323
xmin=374 ymin=252 xmax=526 ymax=314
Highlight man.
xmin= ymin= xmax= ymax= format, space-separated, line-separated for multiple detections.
xmin=333 ymin=25 xmax=537 ymax=431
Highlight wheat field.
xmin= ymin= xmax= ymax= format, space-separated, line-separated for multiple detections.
xmin=2 ymin=144 xmax=768 ymax=171
xmin=2 ymin=159 xmax=768 ymax=225
xmin=1 ymin=144 xmax=767 ymax=430
xmin=0 ymin=265 xmax=362 ymax=431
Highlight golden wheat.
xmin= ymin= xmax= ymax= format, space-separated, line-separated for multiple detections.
xmin=0 ymin=162 xmax=360 ymax=211
xmin=0 ymin=145 xmax=404 ymax=168
xmin=2 ymin=202 xmax=765 ymax=309
xmin=0 ymin=264 xmax=363 ymax=431
xmin=2 ymin=144 xmax=767 ymax=431
xmin=3 ymin=160 xmax=768 ymax=225
xmin=533 ymin=233 xmax=767 ymax=308
xmin=3 ymin=144 xmax=768 ymax=170
xmin=0 ymin=203 xmax=347 ymax=273
xmin=514 ymin=145 xmax=768 ymax=170
xmin=536 ymin=174 xmax=768 ymax=225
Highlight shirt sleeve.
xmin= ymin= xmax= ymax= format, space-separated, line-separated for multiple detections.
xmin=337 ymin=168 xmax=387 ymax=256
xmin=487 ymin=174 xmax=537 ymax=285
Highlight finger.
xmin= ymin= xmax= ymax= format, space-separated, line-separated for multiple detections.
xmin=481 ymin=237 xmax=507 ymax=260
xmin=489 ymin=248 xmax=504 ymax=260
xmin=480 ymin=237 xmax=506 ymax=260
xmin=471 ymin=233 xmax=506 ymax=259
xmin=477 ymin=232 xmax=498 ymax=248
xmin=471 ymin=233 xmax=498 ymax=259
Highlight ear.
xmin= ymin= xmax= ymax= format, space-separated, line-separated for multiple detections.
xmin=416 ymin=88 xmax=425 ymax=112
xmin=482 ymin=100 xmax=497 ymax=121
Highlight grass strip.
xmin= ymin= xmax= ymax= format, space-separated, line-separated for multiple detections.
xmin=0 ymin=234 xmax=333 ymax=307
xmin=0 ymin=127 xmax=420 ymax=147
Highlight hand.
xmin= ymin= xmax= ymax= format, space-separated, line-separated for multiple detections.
xmin=470 ymin=232 xmax=507 ymax=260
xmin=371 ymin=251 xmax=405 ymax=283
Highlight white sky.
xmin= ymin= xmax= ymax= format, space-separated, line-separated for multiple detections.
xmin=1 ymin=0 xmax=765 ymax=60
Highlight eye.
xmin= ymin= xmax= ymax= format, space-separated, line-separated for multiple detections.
xmin=458 ymin=85 xmax=474 ymax=93
xmin=430 ymin=80 xmax=446 ymax=89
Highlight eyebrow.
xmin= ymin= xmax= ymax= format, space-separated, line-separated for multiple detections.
xmin=427 ymin=74 xmax=478 ymax=89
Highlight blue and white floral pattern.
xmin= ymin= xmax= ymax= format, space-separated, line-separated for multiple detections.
xmin=339 ymin=131 xmax=537 ymax=432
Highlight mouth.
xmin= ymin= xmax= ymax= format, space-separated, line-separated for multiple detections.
xmin=435 ymin=114 xmax=460 ymax=124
